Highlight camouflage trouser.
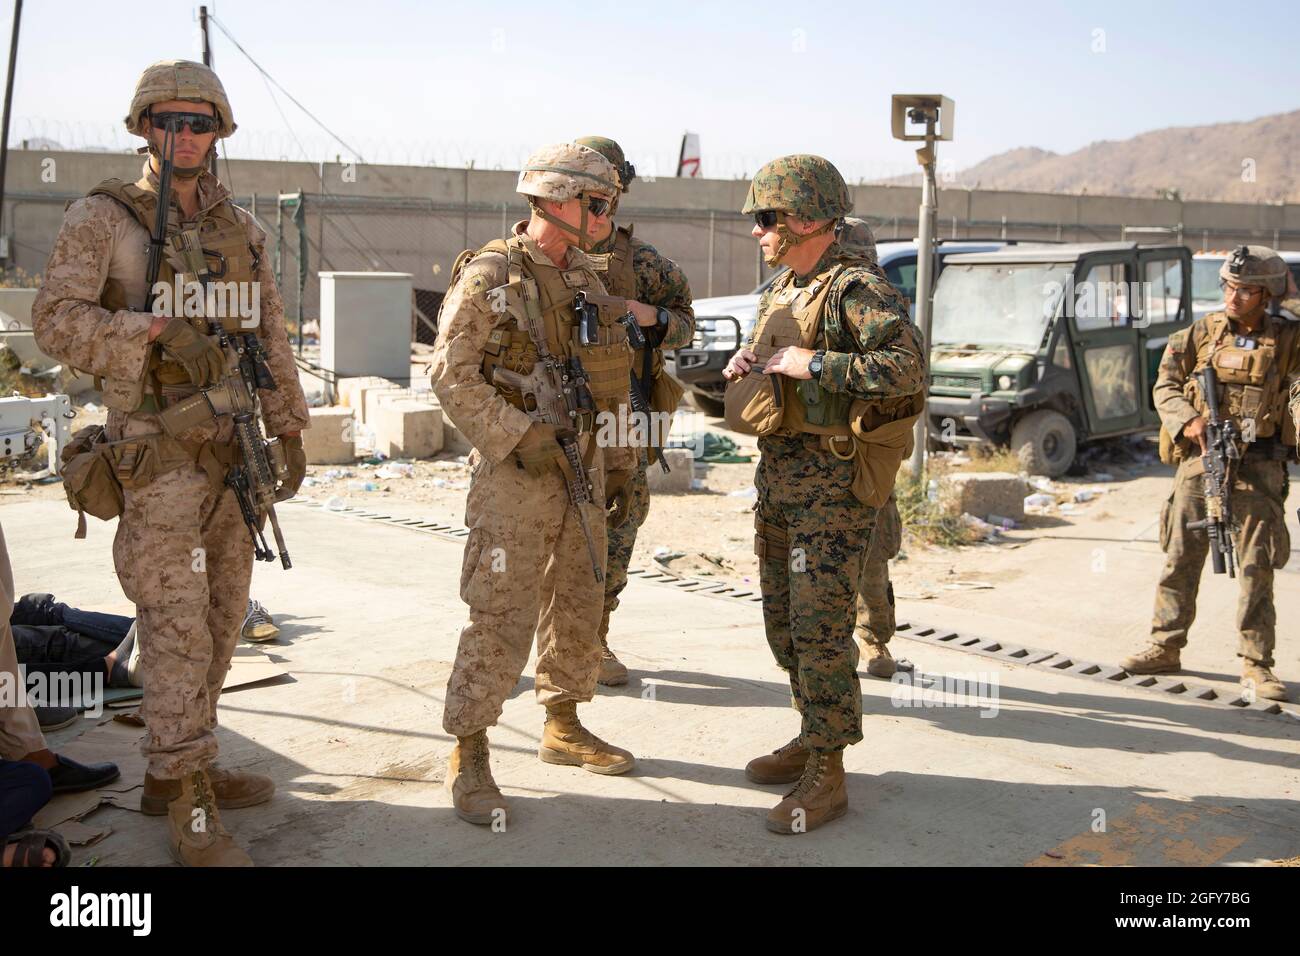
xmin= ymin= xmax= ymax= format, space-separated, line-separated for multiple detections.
xmin=113 ymin=462 xmax=252 ymax=779
xmin=598 ymin=458 xmax=651 ymax=644
xmin=442 ymin=445 xmax=607 ymax=738
xmin=1150 ymin=454 xmax=1290 ymax=666
xmin=755 ymin=433 xmax=875 ymax=753
xmin=855 ymin=494 xmax=901 ymax=645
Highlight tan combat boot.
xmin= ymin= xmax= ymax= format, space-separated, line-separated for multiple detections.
xmin=446 ymin=730 xmax=508 ymax=826
xmin=860 ymin=640 xmax=897 ymax=678
xmin=167 ymin=769 xmax=254 ymax=867
xmin=141 ymin=763 xmax=275 ymax=816
xmin=597 ymin=634 xmax=629 ymax=687
xmin=745 ymin=737 xmax=809 ymax=785
xmin=1242 ymin=661 xmax=1289 ymax=702
xmin=539 ymin=701 xmax=635 ymax=775
xmin=765 ymin=750 xmax=848 ymax=835
xmin=1120 ymin=644 xmax=1181 ymax=674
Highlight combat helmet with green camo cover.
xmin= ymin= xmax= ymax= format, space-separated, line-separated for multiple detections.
xmin=743 ymin=154 xmax=852 ymax=265
xmin=836 ymin=216 xmax=878 ymax=266
xmin=1219 ymin=244 xmax=1289 ymax=298
xmin=575 ymin=136 xmax=635 ymax=217
xmin=742 ymin=154 xmax=852 ymax=220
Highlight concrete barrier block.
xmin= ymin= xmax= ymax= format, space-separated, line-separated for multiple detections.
xmin=336 ymin=376 xmax=392 ymax=411
xmin=941 ymin=471 xmax=1027 ymax=522
xmin=372 ymin=399 xmax=444 ymax=459
xmin=303 ymin=406 xmax=356 ymax=464
xmin=646 ymin=448 xmax=694 ymax=494
xmin=364 ymin=386 xmax=411 ymax=425
xmin=439 ymin=414 xmax=474 ymax=456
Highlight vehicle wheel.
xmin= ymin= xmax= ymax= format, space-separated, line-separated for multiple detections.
xmin=691 ymin=392 xmax=726 ymax=417
xmin=1011 ymin=409 xmax=1077 ymax=477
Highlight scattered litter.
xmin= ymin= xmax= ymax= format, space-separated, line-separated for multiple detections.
xmin=959 ymin=513 xmax=1001 ymax=540
xmin=690 ymin=478 xmax=705 ymax=491
xmin=360 ymin=453 xmax=388 ymax=464
xmin=322 ymin=468 xmax=354 ymax=480
xmin=346 ymin=480 xmax=378 ymax=492
xmin=1090 ymin=473 xmax=1115 ymax=482
xmin=727 ymin=486 xmax=756 ymax=498
xmin=324 ymin=496 xmax=348 ymax=511
xmin=300 ymin=476 xmax=319 ymax=488
xmin=375 ymin=463 xmax=415 ymax=479
xmin=81 ymin=402 xmax=98 ymax=413
xmin=1027 ymin=476 xmax=1055 ymax=493
xmin=941 ymin=580 xmax=996 ymax=591
xmin=1024 ymin=493 xmax=1055 ymax=509
xmin=986 ymin=514 xmax=1017 ymax=530
xmin=1059 ymin=502 xmax=1076 ymax=513
xmin=1073 ymin=489 xmax=1097 ymax=503
xmin=927 ymin=479 xmax=940 ymax=502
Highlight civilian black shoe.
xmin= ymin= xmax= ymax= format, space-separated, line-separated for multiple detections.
xmin=34 ymin=706 xmax=78 ymax=732
xmin=12 ymin=592 xmax=58 ymax=626
xmin=47 ymin=754 xmax=120 ymax=794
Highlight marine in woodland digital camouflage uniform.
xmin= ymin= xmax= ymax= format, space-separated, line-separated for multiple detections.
xmin=727 ymin=156 xmax=925 ymax=834
xmin=1122 ymin=246 xmax=1300 ymax=702
xmin=833 ymin=218 xmax=903 ymax=678
xmin=574 ymin=136 xmax=695 ymax=686
xmin=431 ymin=143 xmax=638 ymax=828
xmin=32 ymin=60 xmax=309 ymax=866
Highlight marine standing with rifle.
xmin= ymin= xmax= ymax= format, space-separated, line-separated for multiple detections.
xmin=1122 ymin=246 xmax=1300 ymax=702
xmin=723 ymin=156 xmax=925 ymax=833
xmin=431 ymin=143 xmax=639 ymax=827
xmin=570 ymin=136 xmax=695 ymax=686
xmin=33 ymin=61 xmax=309 ymax=865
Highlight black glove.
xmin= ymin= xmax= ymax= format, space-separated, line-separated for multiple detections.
xmin=155 ymin=318 xmax=226 ymax=388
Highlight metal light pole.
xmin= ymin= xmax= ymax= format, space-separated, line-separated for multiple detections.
xmin=198 ymin=5 xmax=216 ymax=175
xmin=892 ymin=94 xmax=954 ymax=479
xmin=0 ymin=0 xmax=23 ymax=267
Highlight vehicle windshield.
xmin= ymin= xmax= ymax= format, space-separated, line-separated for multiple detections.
xmin=1192 ymin=258 xmax=1224 ymax=306
xmin=932 ymin=262 xmax=1072 ymax=350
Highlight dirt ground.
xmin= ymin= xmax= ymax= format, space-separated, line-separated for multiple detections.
xmin=4 ymin=400 xmax=1185 ymax=604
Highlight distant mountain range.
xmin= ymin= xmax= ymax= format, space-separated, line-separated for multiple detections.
xmin=876 ymin=109 xmax=1300 ymax=203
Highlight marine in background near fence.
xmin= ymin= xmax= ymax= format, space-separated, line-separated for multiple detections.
xmin=431 ymin=142 xmax=641 ymax=829
xmin=1122 ymin=246 xmax=1300 ymax=702
xmin=723 ymin=155 xmax=925 ymax=834
xmin=570 ymin=136 xmax=696 ymax=687
xmin=32 ymin=60 xmax=309 ymax=866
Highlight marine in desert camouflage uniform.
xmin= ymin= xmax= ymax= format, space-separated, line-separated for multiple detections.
xmin=32 ymin=60 xmax=309 ymax=865
xmin=432 ymin=143 xmax=640 ymax=828
xmin=1121 ymin=246 xmax=1300 ymax=702
xmin=723 ymin=157 xmax=925 ymax=833
xmin=572 ymin=136 xmax=695 ymax=686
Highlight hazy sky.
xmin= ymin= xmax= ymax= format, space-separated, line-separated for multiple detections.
xmin=3 ymin=0 xmax=1295 ymax=180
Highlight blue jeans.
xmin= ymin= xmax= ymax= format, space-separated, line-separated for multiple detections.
xmin=0 ymin=759 xmax=52 ymax=838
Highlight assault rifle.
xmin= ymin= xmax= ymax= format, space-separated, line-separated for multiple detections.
xmin=489 ymin=286 xmax=603 ymax=583
xmin=146 ymin=122 xmax=292 ymax=569
xmin=1187 ymin=365 xmax=1238 ymax=577
xmin=576 ymin=291 xmax=671 ymax=475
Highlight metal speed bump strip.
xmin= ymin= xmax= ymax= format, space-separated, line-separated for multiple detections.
xmin=287 ymin=499 xmax=1292 ymax=720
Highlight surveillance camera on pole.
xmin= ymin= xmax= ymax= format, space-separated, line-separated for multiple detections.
xmin=891 ymin=94 xmax=954 ymax=479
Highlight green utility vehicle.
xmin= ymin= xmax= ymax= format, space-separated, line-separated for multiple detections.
xmin=927 ymin=242 xmax=1192 ymax=476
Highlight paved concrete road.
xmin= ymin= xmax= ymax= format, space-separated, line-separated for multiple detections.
xmin=7 ymin=498 xmax=1298 ymax=866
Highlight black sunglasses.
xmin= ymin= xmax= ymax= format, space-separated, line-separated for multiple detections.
xmin=583 ymin=195 xmax=611 ymax=218
xmin=149 ymin=111 xmax=220 ymax=135
xmin=753 ymin=210 xmax=779 ymax=230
